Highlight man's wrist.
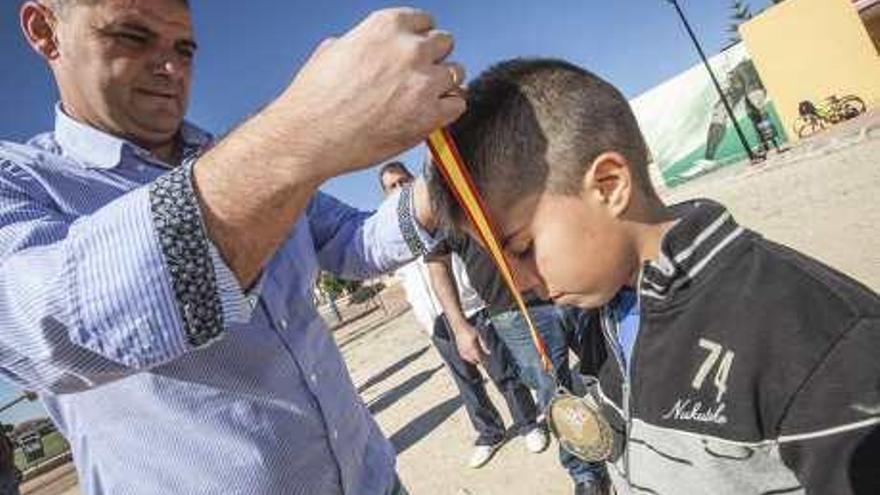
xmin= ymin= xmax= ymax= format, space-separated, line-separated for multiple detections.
xmin=236 ymin=99 xmax=339 ymax=187
xmin=412 ymin=178 xmax=438 ymax=234
xmin=447 ymin=316 xmax=473 ymax=335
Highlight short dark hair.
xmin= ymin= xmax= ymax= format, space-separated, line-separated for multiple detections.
xmin=378 ymin=161 xmax=412 ymax=191
xmin=428 ymin=58 xmax=651 ymax=229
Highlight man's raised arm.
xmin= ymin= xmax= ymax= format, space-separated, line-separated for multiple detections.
xmin=194 ymin=8 xmax=463 ymax=287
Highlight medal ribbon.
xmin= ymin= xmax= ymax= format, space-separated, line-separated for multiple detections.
xmin=426 ymin=128 xmax=553 ymax=372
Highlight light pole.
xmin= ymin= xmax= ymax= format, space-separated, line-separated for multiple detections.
xmin=665 ymin=0 xmax=757 ymax=162
xmin=0 ymin=391 xmax=37 ymax=414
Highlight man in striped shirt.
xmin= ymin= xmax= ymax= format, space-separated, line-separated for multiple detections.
xmin=0 ymin=1 xmax=466 ymax=493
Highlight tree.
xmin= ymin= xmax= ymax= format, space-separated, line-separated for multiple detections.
xmin=726 ymin=0 xmax=753 ymax=46
xmin=318 ymin=272 xmax=362 ymax=300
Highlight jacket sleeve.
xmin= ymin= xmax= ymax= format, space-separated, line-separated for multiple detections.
xmin=0 ymin=159 xmax=251 ymax=395
xmin=307 ymin=183 xmax=436 ymax=280
xmin=777 ymin=317 xmax=880 ymax=495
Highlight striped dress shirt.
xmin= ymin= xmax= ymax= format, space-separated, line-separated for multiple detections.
xmin=0 ymin=107 xmax=432 ymax=494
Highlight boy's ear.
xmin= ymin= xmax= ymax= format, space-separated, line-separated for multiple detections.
xmin=582 ymin=152 xmax=632 ymax=218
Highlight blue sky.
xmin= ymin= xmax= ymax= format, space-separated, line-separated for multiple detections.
xmin=0 ymin=1 xmax=771 ymax=423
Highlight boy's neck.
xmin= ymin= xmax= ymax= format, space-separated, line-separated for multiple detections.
xmin=627 ymin=198 xmax=678 ymax=286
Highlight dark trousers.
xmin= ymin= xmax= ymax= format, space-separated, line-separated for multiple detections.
xmin=431 ymin=309 xmax=538 ymax=446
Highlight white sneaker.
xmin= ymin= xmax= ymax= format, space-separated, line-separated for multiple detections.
xmin=523 ymin=427 xmax=549 ymax=453
xmin=468 ymin=443 xmax=500 ymax=468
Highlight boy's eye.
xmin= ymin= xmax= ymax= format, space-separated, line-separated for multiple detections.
xmin=510 ymin=242 xmax=534 ymax=260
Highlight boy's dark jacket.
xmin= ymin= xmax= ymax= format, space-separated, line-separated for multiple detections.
xmin=578 ymin=200 xmax=880 ymax=495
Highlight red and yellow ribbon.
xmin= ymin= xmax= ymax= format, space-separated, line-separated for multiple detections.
xmin=427 ymin=128 xmax=553 ymax=372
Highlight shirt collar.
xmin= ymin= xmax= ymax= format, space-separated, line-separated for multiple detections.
xmin=53 ymin=103 xmax=211 ymax=169
xmin=639 ymin=199 xmax=748 ymax=301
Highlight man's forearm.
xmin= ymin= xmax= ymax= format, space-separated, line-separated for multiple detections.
xmin=185 ymin=8 xmax=464 ymax=287
xmin=193 ymin=107 xmax=325 ymax=287
xmin=412 ymin=178 xmax=438 ymax=235
xmin=426 ymin=256 xmax=468 ymax=328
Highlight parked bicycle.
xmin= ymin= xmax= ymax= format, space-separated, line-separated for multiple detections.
xmin=793 ymin=94 xmax=867 ymax=138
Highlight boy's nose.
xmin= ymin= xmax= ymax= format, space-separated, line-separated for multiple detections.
xmin=509 ymin=257 xmax=549 ymax=299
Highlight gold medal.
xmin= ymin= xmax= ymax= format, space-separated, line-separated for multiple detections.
xmin=547 ymin=389 xmax=614 ymax=462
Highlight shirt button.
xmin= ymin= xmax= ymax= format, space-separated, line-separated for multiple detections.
xmin=332 ymin=429 xmax=339 ymax=440
xmin=248 ymin=296 xmax=258 ymax=309
xmin=279 ymin=319 xmax=288 ymax=330
xmin=310 ymin=373 xmax=318 ymax=384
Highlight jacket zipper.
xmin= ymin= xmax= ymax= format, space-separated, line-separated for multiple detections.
xmin=600 ymin=303 xmax=630 ymax=481
xmin=603 ymin=268 xmax=646 ymax=486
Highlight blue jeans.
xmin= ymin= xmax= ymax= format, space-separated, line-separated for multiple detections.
xmin=490 ymin=304 xmax=606 ymax=486
xmin=431 ymin=311 xmax=538 ymax=445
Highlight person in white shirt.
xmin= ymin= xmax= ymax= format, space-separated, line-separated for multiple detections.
xmin=380 ymin=162 xmax=547 ymax=468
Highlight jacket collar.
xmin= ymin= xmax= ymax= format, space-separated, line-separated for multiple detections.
xmin=53 ymin=103 xmax=211 ymax=169
xmin=640 ymin=199 xmax=747 ymax=301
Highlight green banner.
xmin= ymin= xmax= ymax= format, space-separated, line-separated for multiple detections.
xmin=630 ymin=43 xmax=787 ymax=187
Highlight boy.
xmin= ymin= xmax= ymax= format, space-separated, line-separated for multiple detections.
xmin=427 ymin=58 xmax=880 ymax=494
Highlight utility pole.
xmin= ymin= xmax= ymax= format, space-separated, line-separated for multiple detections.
xmin=665 ymin=0 xmax=757 ymax=161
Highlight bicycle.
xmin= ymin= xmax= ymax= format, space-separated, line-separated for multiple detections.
xmin=793 ymin=94 xmax=867 ymax=138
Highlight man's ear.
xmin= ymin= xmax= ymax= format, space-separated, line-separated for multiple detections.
xmin=581 ymin=151 xmax=632 ymax=218
xmin=21 ymin=1 xmax=60 ymax=61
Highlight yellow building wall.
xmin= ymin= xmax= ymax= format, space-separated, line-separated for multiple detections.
xmin=740 ymin=0 xmax=880 ymax=140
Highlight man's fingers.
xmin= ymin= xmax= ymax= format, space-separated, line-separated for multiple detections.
xmin=459 ymin=346 xmax=481 ymax=366
xmin=315 ymin=37 xmax=337 ymax=55
xmin=442 ymin=62 xmax=466 ymax=88
xmin=434 ymin=90 xmax=467 ymax=126
xmin=420 ymin=30 xmax=454 ymax=63
xmin=392 ymin=8 xmax=435 ymax=34
xmin=426 ymin=62 xmax=466 ymax=97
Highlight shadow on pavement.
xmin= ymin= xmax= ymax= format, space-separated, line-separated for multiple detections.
xmin=390 ymin=396 xmax=463 ymax=455
xmin=358 ymin=346 xmax=430 ymax=394
xmin=336 ymin=309 xmax=409 ymax=350
xmin=367 ymin=365 xmax=443 ymax=416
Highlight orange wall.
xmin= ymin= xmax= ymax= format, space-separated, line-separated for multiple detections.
xmin=740 ymin=0 xmax=880 ymax=139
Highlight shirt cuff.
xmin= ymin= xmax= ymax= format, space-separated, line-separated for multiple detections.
xmin=149 ymin=159 xmax=233 ymax=347
xmin=397 ymin=183 xmax=440 ymax=256
xmin=207 ymin=242 xmax=254 ymax=325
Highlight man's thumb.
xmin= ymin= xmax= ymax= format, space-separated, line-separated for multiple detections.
xmin=478 ymin=336 xmax=491 ymax=356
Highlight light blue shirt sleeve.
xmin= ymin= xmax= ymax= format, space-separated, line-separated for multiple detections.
xmin=308 ymin=184 xmax=438 ymax=280
xmin=0 ymin=157 xmax=251 ymax=394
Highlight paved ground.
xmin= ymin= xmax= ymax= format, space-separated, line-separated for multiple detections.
xmin=21 ymin=110 xmax=880 ymax=494
xmin=662 ymin=109 xmax=880 ymax=292
xmin=340 ymin=284 xmax=571 ymax=495
xmin=20 ymin=463 xmax=78 ymax=495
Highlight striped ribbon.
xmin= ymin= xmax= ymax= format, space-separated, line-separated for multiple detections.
xmin=426 ymin=128 xmax=553 ymax=372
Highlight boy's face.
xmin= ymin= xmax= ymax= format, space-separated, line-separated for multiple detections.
xmin=479 ymin=155 xmax=639 ymax=309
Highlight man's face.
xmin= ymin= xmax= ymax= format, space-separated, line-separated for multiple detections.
xmin=51 ymin=0 xmax=195 ymax=145
xmin=487 ymin=190 xmax=637 ymax=309
xmin=380 ymin=169 xmax=413 ymax=196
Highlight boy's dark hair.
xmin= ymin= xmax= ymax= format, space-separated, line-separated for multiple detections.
xmin=428 ymin=57 xmax=651 ymax=229
xmin=378 ymin=161 xmax=413 ymax=191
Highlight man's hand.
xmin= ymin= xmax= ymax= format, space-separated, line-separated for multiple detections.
xmin=451 ymin=321 xmax=491 ymax=366
xmin=268 ymin=8 xmax=466 ymax=182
